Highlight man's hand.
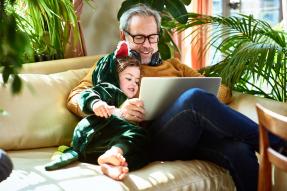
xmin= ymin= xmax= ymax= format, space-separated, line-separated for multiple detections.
xmin=120 ymin=98 xmax=145 ymax=122
xmin=92 ymin=100 xmax=115 ymax=118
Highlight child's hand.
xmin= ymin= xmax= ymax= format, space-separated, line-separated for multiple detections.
xmin=92 ymin=100 xmax=115 ymax=118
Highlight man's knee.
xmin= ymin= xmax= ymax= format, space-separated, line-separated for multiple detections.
xmin=0 ymin=149 xmax=13 ymax=182
xmin=179 ymin=88 xmax=212 ymax=107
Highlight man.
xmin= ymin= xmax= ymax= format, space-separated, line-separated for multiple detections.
xmin=0 ymin=149 xmax=13 ymax=182
xmin=67 ymin=4 xmax=283 ymax=191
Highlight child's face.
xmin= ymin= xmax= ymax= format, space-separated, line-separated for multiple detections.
xmin=119 ymin=66 xmax=140 ymax=98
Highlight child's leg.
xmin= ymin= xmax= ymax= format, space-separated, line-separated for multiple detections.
xmin=98 ymin=146 xmax=129 ymax=180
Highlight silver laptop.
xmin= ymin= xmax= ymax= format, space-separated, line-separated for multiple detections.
xmin=139 ymin=77 xmax=222 ymax=120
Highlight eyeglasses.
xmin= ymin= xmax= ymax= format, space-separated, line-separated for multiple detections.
xmin=124 ymin=30 xmax=159 ymax=44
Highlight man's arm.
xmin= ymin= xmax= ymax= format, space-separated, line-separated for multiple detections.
xmin=66 ymin=64 xmax=97 ymax=117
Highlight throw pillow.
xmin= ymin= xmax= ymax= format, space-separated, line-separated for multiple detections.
xmin=0 ymin=68 xmax=88 ymax=150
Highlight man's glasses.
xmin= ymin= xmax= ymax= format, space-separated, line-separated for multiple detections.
xmin=124 ymin=30 xmax=159 ymax=44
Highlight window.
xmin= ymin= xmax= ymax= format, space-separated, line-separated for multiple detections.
xmin=214 ymin=0 xmax=282 ymax=25
xmin=209 ymin=0 xmax=283 ymax=65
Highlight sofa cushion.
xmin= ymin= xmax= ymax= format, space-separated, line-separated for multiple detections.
xmin=1 ymin=148 xmax=235 ymax=191
xmin=0 ymin=69 xmax=88 ymax=150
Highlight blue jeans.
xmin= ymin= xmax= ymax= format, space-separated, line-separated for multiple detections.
xmin=148 ymin=88 xmax=282 ymax=191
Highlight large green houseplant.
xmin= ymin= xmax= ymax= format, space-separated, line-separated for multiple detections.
xmin=9 ymin=0 xmax=79 ymax=62
xmin=173 ymin=13 xmax=287 ymax=102
xmin=1 ymin=0 xmax=80 ymax=114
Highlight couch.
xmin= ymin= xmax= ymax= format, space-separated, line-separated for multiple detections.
xmin=0 ymin=55 xmax=286 ymax=191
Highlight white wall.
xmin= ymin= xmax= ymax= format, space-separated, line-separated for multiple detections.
xmin=81 ymin=0 xmax=124 ymax=55
xmin=283 ymin=0 xmax=287 ymax=30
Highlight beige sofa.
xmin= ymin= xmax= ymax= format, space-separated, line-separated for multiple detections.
xmin=0 ymin=55 xmax=286 ymax=191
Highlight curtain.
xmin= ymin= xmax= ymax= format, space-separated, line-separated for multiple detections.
xmin=191 ymin=0 xmax=212 ymax=70
xmin=64 ymin=0 xmax=87 ymax=58
xmin=174 ymin=0 xmax=212 ymax=70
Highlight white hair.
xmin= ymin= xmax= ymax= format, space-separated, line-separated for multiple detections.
xmin=119 ymin=4 xmax=161 ymax=32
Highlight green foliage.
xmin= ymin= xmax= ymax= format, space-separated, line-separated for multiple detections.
xmin=1 ymin=0 xmax=32 ymax=94
xmin=1 ymin=0 xmax=29 ymax=115
xmin=10 ymin=0 xmax=79 ymax=62
xmin=1 ymin=0 xmax=80 ymax=114
xmin=174 ymin=13 xmax=287 ymax=102
xmin=117 ymin=0 xmax=192 ymax=60
xmin=0 ymin=108 xmax=8 ymax=116
xmin=181 ymin=0 xmax=192 ymax=5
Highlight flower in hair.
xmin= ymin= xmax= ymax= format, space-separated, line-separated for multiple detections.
xmin=115 ymin=41 xmax=130 ymax=58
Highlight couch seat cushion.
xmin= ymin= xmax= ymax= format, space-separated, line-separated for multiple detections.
xmin=1 ymin=148 xmax=235 ymax=191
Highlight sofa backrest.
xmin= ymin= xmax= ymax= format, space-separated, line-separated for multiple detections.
xmin=21 ymin=55 xmax=103 ymax=74
xmin=0 ymin=56 xmax=102 ymax=150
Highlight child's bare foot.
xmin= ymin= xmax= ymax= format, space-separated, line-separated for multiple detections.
xmin=100 ymin=163 xmax=129 ymax=180
xmin=98 ymin=147 xmax=126 ymax=166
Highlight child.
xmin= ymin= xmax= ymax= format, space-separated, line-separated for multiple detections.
xmin=45 ymin=41 xmax=148 ymax=180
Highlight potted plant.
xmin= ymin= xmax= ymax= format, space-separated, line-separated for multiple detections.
xmin=172 ymin=13 xmax=287 ymax=102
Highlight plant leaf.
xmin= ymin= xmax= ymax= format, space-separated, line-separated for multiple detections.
xmin=165 ymin=0 xmax=188 ymax=24
xmin=12 ymin=74 xmax=22 ymax=94
xmin=2 ymin=67 xmax=12 ymax=84
xmin=0 ymin=108 xmax=8 ymax=116
xmin=117 ymin=0 xmax=142 ymax=20
xmin=150 ymin=0 xmax=165 ymax=11
xmin=158 ymin=40 xmax=171 ymax=60
xmin=180 ymin=0 xmax=192 ymax=5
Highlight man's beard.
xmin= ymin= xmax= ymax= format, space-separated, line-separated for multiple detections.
xmin=141 ymin=56 xmax=151 ymax=65
xmin=139 ymin=47 xmax=155 ymax=65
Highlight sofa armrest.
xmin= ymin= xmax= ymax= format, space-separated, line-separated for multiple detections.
xmin=229 ymin=91 xmax=287 ymax=123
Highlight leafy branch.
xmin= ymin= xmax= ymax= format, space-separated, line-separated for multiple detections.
xmin=172 ymin=13 xmax=287 ymax=102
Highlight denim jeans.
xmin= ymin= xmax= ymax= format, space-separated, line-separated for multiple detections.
xmin=148 ymin=88 xmax=282 ymax=191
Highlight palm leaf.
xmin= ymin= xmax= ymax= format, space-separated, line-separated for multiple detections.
xmin=176 ymin=13 xmax=287 ymax=101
